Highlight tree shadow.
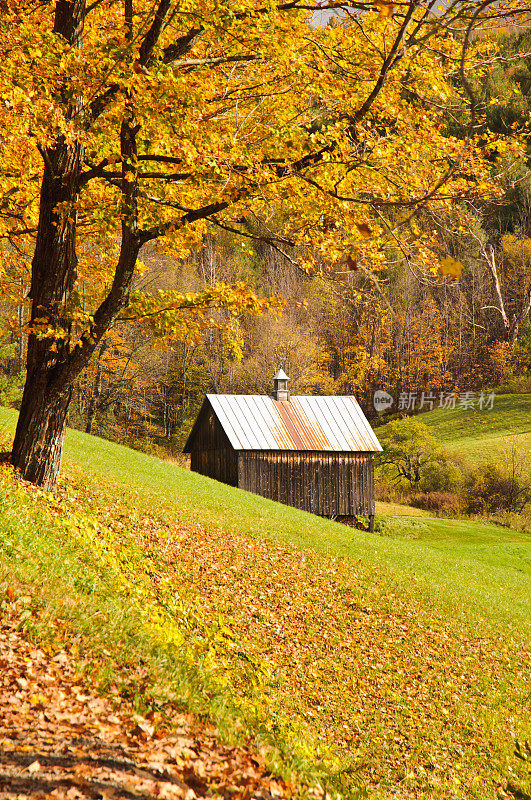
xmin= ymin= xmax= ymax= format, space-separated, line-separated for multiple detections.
xmin=0 ymin=745 xmax=196 ymax=798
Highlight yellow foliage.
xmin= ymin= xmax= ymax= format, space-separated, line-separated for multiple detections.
xmin=0 ymin=0 xmax=522 ymax=351
xmin=375 ymin=1 xmax=395 ymax=19
xmin=439 ymin=257 xmax=464 ymax=280
xmin=501 ymin=233 xmax=531 ymax=267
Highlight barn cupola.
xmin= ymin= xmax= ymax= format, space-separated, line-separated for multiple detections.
xmin=272 ymin=368 xmax=290 ymax=401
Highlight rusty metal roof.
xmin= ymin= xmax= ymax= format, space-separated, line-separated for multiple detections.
xmin=187 ymin=394 xmax=382 ymax=452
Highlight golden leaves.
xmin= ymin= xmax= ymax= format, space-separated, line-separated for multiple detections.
xmin=0 ymin=0 xmax=522 ymax=350
xmin=501 ymin=233 xmax=531 ymax=266
xmin=125 ymin=283 xmax=285 ymax=346
xmin=91 ymin=498 xmax=528 ymax=799
xmin=375 ymin=1 xmax=395 ymax=19
xmin=439 ymin=256 xmax=464 ymax=280
xmin=0 ymin=584 xmax=288 ymax=800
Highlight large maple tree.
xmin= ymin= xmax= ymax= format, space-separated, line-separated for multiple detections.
xmin=0 ymin=0 xmax=525 ymax=489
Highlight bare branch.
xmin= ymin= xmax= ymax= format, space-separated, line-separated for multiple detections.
xmin=170 ymin=54 xmax=260 ymax=68
xmin=482 ymin=243 xmax=509 ymax=330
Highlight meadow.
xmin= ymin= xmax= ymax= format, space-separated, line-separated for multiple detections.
xmin=416 ymin=393 xmax=531 ymax=465
xmin=0 ymin=404 xmax=529 ymax=800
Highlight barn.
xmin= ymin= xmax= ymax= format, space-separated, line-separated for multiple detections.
xmin=183 ymin=371 xmax=382 ymax=528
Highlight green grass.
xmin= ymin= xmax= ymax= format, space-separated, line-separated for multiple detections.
xmin=412 ymin=392 xmax=531 ymax=464
xmin=378 ymin=513 xmax=531 ymax=574
xmin=2 ymin=406 xmax=528 ymax=634
xmin=375 ymin=500 xmax=431 ymax=517
xmin=0 ymin=406 xmax=530 ymax=800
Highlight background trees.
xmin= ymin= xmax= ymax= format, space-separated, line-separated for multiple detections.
xmin=1 ymin=1 xmax=529 ymax=486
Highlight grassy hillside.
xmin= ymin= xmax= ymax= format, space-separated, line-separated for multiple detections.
xmin=410 ymin=392 xmax=531 ymax=464
xmin=0 ymin=406 xmax=530 ymax=800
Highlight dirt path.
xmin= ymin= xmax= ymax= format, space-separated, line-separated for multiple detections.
xmin=0 ymin=594 xmax=290 ymax=800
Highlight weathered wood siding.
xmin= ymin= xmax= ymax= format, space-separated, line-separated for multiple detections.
xmin=238 ymin=451 xmax=375 ymax=516
xmin=188 ymin=405 xmax=238 ymax=486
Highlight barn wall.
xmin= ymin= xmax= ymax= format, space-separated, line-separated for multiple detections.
xmin=188 ymin=404 xmax=238 ymax=486
xmin=238 ymin=451 xmax=375 ymax=517
xmin=190 ymin=448 xmax=238 ymax=486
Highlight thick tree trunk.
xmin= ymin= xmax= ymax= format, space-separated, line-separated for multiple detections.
xmin=10 ymin=0 xmax=142 ymax=490
xmin=12 ymin=382 xmax=71 ymax=490
xmin=11 ymin=130 xmax=84 ymax=489
xmin=10 ymin=0 xmax=86 ymax=489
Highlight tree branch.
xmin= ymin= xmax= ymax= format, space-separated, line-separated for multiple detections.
xmin=171 ymin=54 xmax=260 ymax=68
xmin=482 ymin=243 xmax=509 ymax=331
xmin=138 ymin=0 xmax=172 ymax=65
xmin=162 ymin=26 xmax=205 ymax=64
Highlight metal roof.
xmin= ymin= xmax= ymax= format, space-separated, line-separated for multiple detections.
xmin=185 ymin=394 xmax=382 ymax=452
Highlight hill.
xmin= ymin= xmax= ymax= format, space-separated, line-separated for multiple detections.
xmin=0 ymin=406 xmax=530 ymax=800
xmin=0 ymin=596 xmax=286 ymax=800
xmin=410 ymin=392 xmax=531 ymax=465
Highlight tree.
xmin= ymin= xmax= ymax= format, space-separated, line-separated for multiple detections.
xmin=464 ymin=457 xmax=531 ymax=514
xmin=0 ymin=0 xmax=525 ymax=489
xmin=377 ymin=417 xmax=461 ymax=491
xmin=444 ymin=24 xmax=531 ymax=349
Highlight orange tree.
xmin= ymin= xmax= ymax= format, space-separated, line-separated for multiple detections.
xmin=0 ymin=0 xmax=526 ymax=489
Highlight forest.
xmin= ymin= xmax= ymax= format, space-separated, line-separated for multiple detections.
xmin=0 ymin=0 xmax=530 ymax=485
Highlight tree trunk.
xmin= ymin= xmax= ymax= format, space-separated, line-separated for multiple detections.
xmin=10 ymin=0 xmax=144 ymax=490
xmin=85 ymin=341 xmax=107 ymax=434
xmin=10 ymin=0 xmax=85 ymax=489
xmin=10 ymin=128 xmax=84 ymax=489
xmin=12 ymin=383 xmax=71 ymax=489
xmin=85 ymin=364 xmax=103 ymax=435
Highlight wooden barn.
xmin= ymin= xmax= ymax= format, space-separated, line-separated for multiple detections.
xmin=183 ymin=371 xmax=382 ymax=527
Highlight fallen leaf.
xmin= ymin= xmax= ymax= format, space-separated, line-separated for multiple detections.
xmin=29 ymin=693 xmax=48 ymax=706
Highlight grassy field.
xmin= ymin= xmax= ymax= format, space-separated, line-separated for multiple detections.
xmin=375 ymin=500 xmax=431 ymax=517
xmin=0 ymin=406 xmax=530 ymax=800
xmin=411 ymin=392 xmax=531 ymax=465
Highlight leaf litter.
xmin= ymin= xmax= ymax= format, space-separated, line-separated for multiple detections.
xmin=0 ymin=459 xmax=530 ymax=800
xmin=0 ymin=592 xmax=293 ymax=800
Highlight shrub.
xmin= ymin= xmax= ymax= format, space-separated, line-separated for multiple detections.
xmin=418 ymin=458 xmax=464 ymax=494
xmin=410 ymin=491 xmax=463 ymax=515
xmin=486 ymin=510 xmax=531 ymax=534
xmin=374 ymin=481 xmax=410 ymax=504
xmin=464 ymin=463 xmax=531 ymax=515
xmin=0 ymin=342 xmax=24 ymax=407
